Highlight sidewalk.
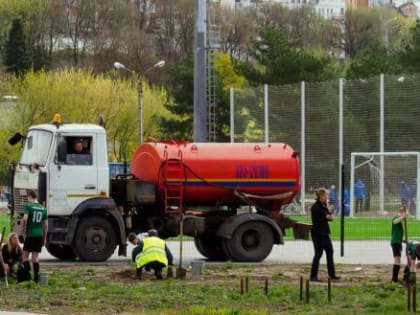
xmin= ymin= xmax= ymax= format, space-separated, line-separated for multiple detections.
xmin=268 ymin=240 xmax=394 ymax=265
xmin=164 ymin=240 xmax=396 ymax=266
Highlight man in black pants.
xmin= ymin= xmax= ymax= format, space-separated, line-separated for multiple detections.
xmin=310 ymin=187 xmax=340 ymax=282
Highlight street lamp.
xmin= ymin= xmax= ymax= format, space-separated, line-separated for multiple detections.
xmin=383 ymin=17 xmax=397 ymax=49
xmin=113 ymin=60 xmax=165 ymax=144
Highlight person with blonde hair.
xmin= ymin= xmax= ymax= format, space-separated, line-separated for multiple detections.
xmin=310 ymin=187 xmax=340 ymax=282
xmin=0 ymin=232 xmax=23 ymax=279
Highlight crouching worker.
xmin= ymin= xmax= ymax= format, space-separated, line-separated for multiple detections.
xmin=132 ymin=229 xmax=173 ymax=280
xmin=0 ymin=232 xmax=26 ymax=282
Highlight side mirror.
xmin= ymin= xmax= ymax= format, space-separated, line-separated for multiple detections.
xmin=8 ymin=132 xmax=24 ymax=146
xmin=56 ymin=140 xmax=67 ymax=163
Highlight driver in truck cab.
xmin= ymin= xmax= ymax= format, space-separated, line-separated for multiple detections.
xmin=71 ymin=138 xmax=89 ymax=154
xmin=66 ymin=138 xmax=91 ymax=165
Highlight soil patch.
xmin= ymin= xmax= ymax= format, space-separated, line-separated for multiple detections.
xmin=42 ymin=263 xmax=396 ymax=286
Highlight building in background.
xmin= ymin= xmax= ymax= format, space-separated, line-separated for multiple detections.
xmin=223 ymin=0 xmax=346 ymax=19
xmin=346 ymin=0 xmax=369 ymax=7
xmin=314 ymin=0 xmax=346 ymax=19
xmin=370 ymin=0 xmax=420 ymax=18
xmin=396 ymin=1 xmax=418 ymax=17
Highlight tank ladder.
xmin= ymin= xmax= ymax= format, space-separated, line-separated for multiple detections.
xmin=162 ymin=155 xmax=185 ymax=214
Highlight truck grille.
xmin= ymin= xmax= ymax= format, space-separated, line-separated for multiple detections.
xmin=13 ymin=188 xmax=35 ymax=214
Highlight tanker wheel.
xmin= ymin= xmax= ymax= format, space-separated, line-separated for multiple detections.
xmin=46 ymin=244 xmax=76 ymax=260
xmin=73 ymin=216 xmax=116 ymax=262
xmin=194 ymin=235 xmax=229 ymax=261
xmin=224 ymin=222 xmax=274 ymax=262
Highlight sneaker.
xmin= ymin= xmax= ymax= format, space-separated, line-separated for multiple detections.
xmin=330 ymin=275 xmax=341 ymax=280
xmin=310 ymin=277 xmax=321 ymax=282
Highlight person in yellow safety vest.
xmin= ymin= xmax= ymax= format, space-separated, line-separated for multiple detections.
xmin=131 ymin=229 xmax=173 ymax=280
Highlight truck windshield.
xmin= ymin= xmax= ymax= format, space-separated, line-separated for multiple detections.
xmin=20 ymin=130 xmax=53 ymax=166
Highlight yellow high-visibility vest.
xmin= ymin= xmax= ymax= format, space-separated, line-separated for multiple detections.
xmin=135 ymin=236 xmax=168 ymax=268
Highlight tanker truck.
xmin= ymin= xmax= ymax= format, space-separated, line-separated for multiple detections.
xmin=8 ymin=115 xmax=302 ymax=262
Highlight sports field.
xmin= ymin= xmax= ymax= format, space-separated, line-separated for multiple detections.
xmin=291 ymin=215 xmax=420 ymax=240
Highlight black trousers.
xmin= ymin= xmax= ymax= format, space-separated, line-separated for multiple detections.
xmin=310 ymin=234 xmax=336 ymax=279
xmin=137 ymin=261 xmax=166 ymax=279
xmin=355 ymin=199 xmax=364 ymax=213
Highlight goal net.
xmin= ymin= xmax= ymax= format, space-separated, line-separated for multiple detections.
xmin=350 ymin=152 xmax=420 ymax=219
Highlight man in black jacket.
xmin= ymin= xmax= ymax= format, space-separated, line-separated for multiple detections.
xmin=310 ymin=187 xmax=340 ymax=282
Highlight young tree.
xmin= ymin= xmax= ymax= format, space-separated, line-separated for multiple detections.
xmin=219 ymin=6 xmax=256 ymax=59
xmin=346 ymin=47 xmax=402 ymax=79
xmin=153 ymin=0 xmax=194 ymax=65
xmin=3 ymin=18 xmax=30 ymax=76
xmin=399 ymin=20 xmax=420 ymax=73
xmin=327 ymin=8 xmax=383 ymax=59
xmin=238 ymin=26 xmax=336 ymax=86
xmin=157 ymin=55 xmax=194 ymax=140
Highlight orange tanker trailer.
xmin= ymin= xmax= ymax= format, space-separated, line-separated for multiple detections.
xmin=113 ymin=141 xmax=301 ymax=262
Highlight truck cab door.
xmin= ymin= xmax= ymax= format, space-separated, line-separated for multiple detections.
xmin=48 ymin=135 xmax=98 ymax=215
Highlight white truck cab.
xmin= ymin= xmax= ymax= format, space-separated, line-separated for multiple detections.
xmin=10 ymin=117 xmax=126 ymax=261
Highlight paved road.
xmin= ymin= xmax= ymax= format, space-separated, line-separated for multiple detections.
xmin=39 ymin=240 xmax=396 ymax=266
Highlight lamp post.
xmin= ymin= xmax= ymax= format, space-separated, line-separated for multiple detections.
xmin=113 ymin=60 xmax=165 ymax=144
xmin=383 ymin=17 xmax=397 ymax=49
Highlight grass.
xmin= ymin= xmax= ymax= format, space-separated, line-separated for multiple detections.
xmin=0 ymin=264 xmax=412 ymax=315
xmin=0 ymin=214 xmax=11 ymax=238
xmin=290 ymin=215 xmax=420 ymax=240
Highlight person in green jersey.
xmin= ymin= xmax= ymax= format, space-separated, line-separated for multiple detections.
xmin=22 ymin=190 xmax=48 ymax=282
xmin=403 ymin=240 xmax=420 ymax=284
xmin=390 ymin=205 xmax=407 ymax=282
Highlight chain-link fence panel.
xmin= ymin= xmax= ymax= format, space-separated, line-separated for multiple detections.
xmin=231 ymin=73 xmax=420 ymax=222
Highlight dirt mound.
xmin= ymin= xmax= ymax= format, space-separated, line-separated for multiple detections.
xmin=113 ymin=268 xmax=135 ymax=280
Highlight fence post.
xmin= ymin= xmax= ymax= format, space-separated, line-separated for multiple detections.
xmin=300 ymin=81 xmax=306 ymax=212
xmin=230 ymin=87 xmax=234 ymax=143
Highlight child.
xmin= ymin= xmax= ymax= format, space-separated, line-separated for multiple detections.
xmin=390 ymin=205 xmax=407 ymax=282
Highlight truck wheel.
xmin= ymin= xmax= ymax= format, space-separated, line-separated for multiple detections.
xmin=73 ymin=216 xmax=116 ymax=262
xmin=193 ymin=237 xmax=208 ymax=258
xmin=225 ymin=222 xmax=274 ymax=262
xmin=194 ymin=235 xmax=229 ymax=261
xmin=46 ymin=244 xmax=76 ymax=260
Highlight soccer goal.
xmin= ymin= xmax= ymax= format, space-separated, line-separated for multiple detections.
xmin=350 ymin=152 xmax=420 ymax=219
